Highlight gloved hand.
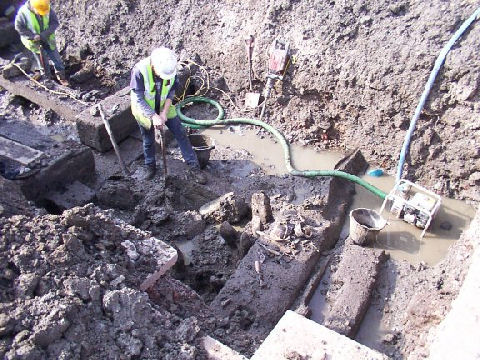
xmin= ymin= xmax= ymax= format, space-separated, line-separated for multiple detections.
xmin=152 ymin=113 xmax=166 ymax=130
xmin=40 ymin=31 xmax=50 ymax=43
xmin=33 ymin=34 xmax=41 ymax=42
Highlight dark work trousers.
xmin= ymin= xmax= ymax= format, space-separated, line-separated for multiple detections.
xmin=138 ymin=116 xmax=199 ymax=168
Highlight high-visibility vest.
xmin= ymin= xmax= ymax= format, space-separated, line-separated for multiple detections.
xmin=131 ymin=58 xmax=177 ymax=129
xmin=18 ymin=4 xmax=56 ymax=54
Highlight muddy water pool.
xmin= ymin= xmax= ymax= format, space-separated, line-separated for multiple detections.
xmin=202 ymin=126 xmax=475 ymax=266
xmin=342 ymin=171 xmax=476 ymax=266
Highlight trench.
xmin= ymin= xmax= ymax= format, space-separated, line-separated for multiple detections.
xmin=190 ymin=125 xmax=475 ymax=355
xmin=201 ymin=126 xmax=475 ymax=265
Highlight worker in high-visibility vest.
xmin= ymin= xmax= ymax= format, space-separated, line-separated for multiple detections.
xmin=130 ymin=47 xmax=206 ymax=183
xmin=15 ymin=0 xmax=69 ymax=86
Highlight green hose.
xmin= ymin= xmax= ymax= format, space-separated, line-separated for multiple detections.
xmin=176 ymin=96 xmax=386 ymax=199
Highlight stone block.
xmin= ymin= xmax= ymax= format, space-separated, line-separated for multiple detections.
xmin=251 ymin=191 xmax=272 ymax=224
xmin=44 ymin=180 xmax=96 ymax=210
xmin=20 ymin=146 xmax=95 ymax=201
xmin=76 ymin=87 xmax=137 ymax=152
xmin=324 ymin=245 xmax=387 ymax=337
xmin=0 ymin=136 xmax=44 ymax=166
xmin=0 ymin=76 xmax=83 ymax=122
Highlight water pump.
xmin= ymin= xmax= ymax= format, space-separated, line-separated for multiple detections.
xmin=379 ymin=179 xmax=441 ymax=238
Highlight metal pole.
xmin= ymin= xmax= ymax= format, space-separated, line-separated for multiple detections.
xmin=157 ymin=126 xmax=167 ymax=178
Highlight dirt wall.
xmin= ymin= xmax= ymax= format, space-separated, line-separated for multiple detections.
xmin=53 ymin=0 xmax=480 ymax=201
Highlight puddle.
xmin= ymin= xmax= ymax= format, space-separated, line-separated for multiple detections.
xmin=342 ymin=171 xmax=476 ymax=266
xmin=201 ymin=127 xmax=343 ymax=176
xmin=203 ymin=123 xmax=475 ymax=266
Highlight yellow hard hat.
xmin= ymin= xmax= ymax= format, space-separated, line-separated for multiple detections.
xmin=30 ymin=0 xmax=50 ymax=16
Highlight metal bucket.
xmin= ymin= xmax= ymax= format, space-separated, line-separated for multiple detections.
xmin=188 ymin=134 xmax=215 ymax=169
xmin=349 ymin=208 xmax=387 ymax=246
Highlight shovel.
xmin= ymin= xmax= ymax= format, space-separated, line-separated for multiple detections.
xmin=155 ymin=126 xmax=167 ymax=179
xmin=244 ymin=35 xmax=260 ymax=108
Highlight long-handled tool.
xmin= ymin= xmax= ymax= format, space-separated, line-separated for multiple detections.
xmin=246 ymin=35 xmax=254 ymax=91
xmin=155 ymin=126 xmax=167 ymax=178
xmin=259 ymin=39 xmax=290 ymax=122
xmin=244 ymin=35 xmax=261 ymax=108
xmin=38 ymin=44 xmax=51 ymax=80
xmin=98 ymin=104 xmax=130 ymax=176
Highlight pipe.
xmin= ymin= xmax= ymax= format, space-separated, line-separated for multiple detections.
xmin=396 ymin=6 xmax=480 ymax=181
xmin=177 ymin=96 xmax=387 ymax=199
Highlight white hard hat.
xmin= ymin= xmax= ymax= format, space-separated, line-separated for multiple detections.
xmin=150 ymin=47 xmax=177 ymax=80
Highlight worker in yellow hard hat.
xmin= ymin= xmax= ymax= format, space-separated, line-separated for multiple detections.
xmin=14 ymin=0 xmax=69 ymax=86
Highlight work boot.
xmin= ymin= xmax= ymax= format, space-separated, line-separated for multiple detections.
xmin=56 ymin=71 xmax=69 ymax=86
xmin=32 ymin=71 xmax=42 ymax=81
xmin=145 ymin=164 xmax=156 ymax=180
xmin=187 ymin=167 xmax=207 ymax=185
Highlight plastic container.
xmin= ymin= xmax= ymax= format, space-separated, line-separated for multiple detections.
xmin=188 ymin=134 xmax=215 ymax=169
xmin=349 ymin=208 xmax=387 ymax=246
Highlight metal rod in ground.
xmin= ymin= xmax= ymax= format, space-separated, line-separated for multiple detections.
xmin=97 ymin=104 xmax=130 ymax=176
xmin=156 ymin=126 xmax=167 ymax=177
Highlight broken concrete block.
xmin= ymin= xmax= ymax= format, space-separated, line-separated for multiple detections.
xmin=199 ymin=192 xmax=249 ymax=224
xmin=202 ymin=336 xmax=248 ymax=360
xmin=251 ymin=191 xmax=272 ymax=224
xmin=324 ymin=245 xmax=387 ymax=337
xmin=251 ymin=311 xmax=388 ymax=360
xmin=76 ymin=87 xmax=138 ymax=152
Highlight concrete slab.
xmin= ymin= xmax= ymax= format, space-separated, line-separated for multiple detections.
xmin=76 ymin=87 xmax=137 ymax=152
xmin=324 ymin=244 xmax=387 ymax=337
xmin=251 ymin=310 xmax=388 ymax=360
xmin=0 ymin=135 xmax=44 ymax=166
xmin=44 ymin=180 xmax=96 ymax=210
